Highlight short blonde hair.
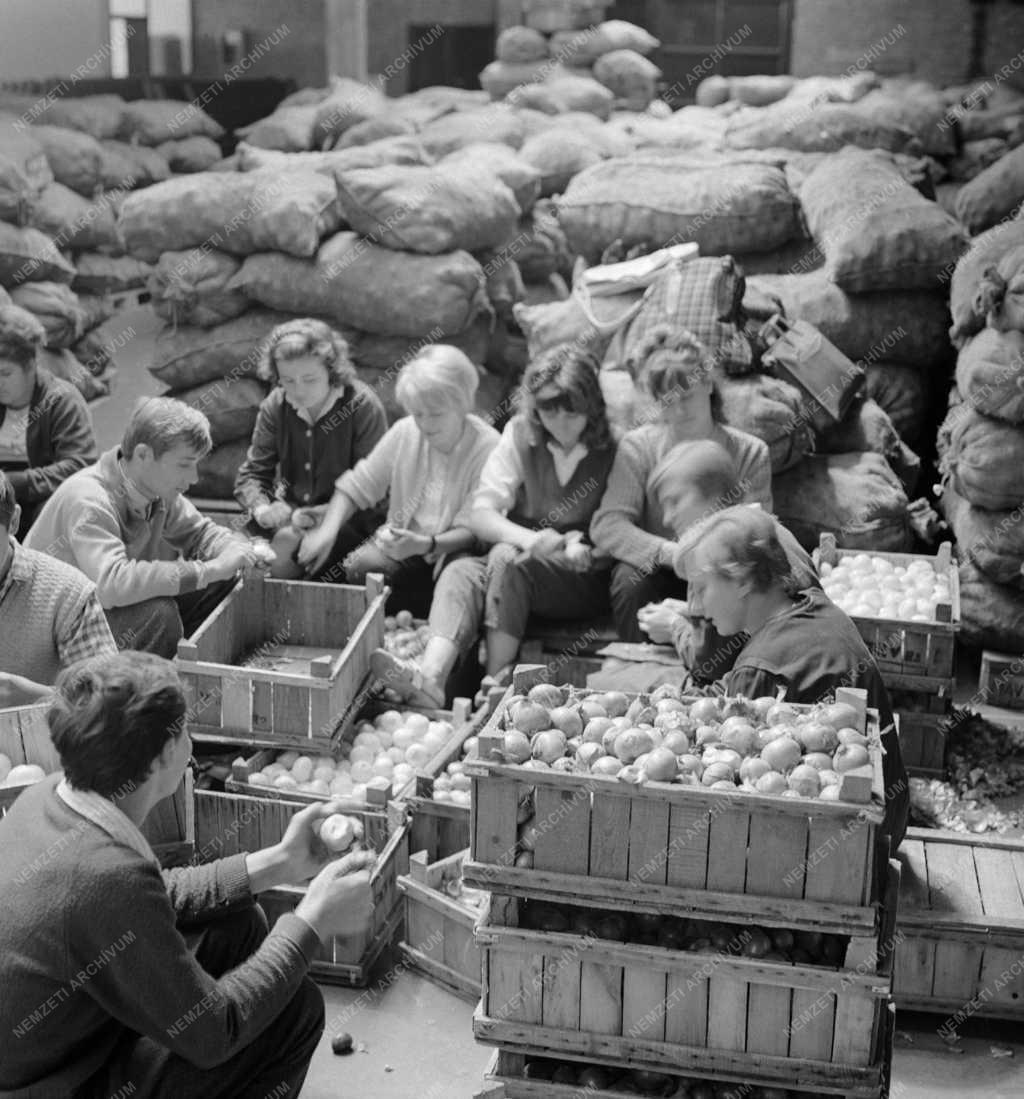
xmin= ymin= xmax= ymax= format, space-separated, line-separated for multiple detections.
xmin=122 ymin=396 xmax=212 ymax=459
xmin=395 ymin=344 xmax=478 ymax=416
xmin=674 ymin=505 xmax=793 ymax=592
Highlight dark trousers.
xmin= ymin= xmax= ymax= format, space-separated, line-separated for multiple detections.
xmin=81 ymin=901 xmax=325 ymax=1099
xmin=104 ymin=578 xmax=239 ymax=659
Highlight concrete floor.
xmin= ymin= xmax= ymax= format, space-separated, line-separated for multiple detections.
xmin=97 ymin=308 xmax=1024 ymax=1098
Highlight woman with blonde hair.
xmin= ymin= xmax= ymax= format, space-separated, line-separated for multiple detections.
xmin=372 ymin=342 xmax=616 ymax=707
xmin=297 ymin=344 xmax=500 ymax=614
xmin=234 ymin=317 xmax=387 ymax=580
xmin=590 ymin=324 xmax=772 ymax=649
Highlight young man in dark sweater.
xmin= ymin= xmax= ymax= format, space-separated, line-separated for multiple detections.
xmin=0 ymin=651 xmax=375 ymax=1098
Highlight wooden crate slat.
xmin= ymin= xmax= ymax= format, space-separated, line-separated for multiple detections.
xmin=896 ymin=838 xmax=930 ymax=910
xmin=272 ymin=683 xmax=311 ymax=741
xmin=626 ymin=796 xmax=670 ymax=886
xmin=621 ymin=965 xmax=667 ymax=1043
xmin=973 ymin=847 xmax=1024 ymax=918
xmin=579 ymin=961 xmax=622 ymax=1036
xmin=978 ymin=945 xmax=1024 ymax=1009
xmin=664 ymin=966 xmax=709 ymax=1048
xmin=893 ymin=935 xmax=936 ymax=999
xmin=220 ymin=675 xmax=252 ymax=733
xmin=786 ymin=987 xmax=836 ymax=1063
xmin=745 ymin=811 xmax=808 ymax=900
xmin=665 ymin=803 xmax=709 ymax=889
xmin=706 ymin=971 xmax=747 ymax=1052
xmin=804 ymin=814 xmax=873 ymax=907
xmin=746 ymin=982 xmax=793 ymax=1057
xmin=932 ymin=941 xmax=985 ymax=1003
xmin=705 ymin=806 xmax=749 ymax=893
xmin=926 ymin=839 xmax=984 ymax=917
xmin=541 ymin=952 xmax=582 ymax=1031
xmin=472 ymin=775 xmax=520 ymax=868
xmin=589 ymin=790 xmax=631 ymax=880
xmin=831 ymin=990 xmax=881 ymax=1067
xmin=532 ymin=785 xmax=591 ymax=876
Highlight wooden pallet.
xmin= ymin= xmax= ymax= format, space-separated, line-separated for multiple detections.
xmin=398 ymin=848 xmax=486 ymax=1002
xmin=815 ymin=536 xmax=959 ymax=694
xmin=464 ymin=667 xmax=888 ymax=934
xmin=0 ymin=703 xmax=194 ymax=865
xmin=978 ymin=650 xmax=1024 ymax=712
xmin=893 ymin=827 xmax=1024 ymax=1022
xmin=177 ymin=570 xmax=387 ymax=751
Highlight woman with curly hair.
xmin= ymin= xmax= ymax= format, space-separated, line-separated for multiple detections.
xmin=590 ymin=324 xmax=772 ymax=650
xmin=372 ymin=343 xmax=616 ymax=707
xmin=296 ymin=345 xmax=500 ymax=614
xmin=234 ymin=317 xmax=387 ymax=579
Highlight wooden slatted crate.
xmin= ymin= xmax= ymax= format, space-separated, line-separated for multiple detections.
xmin=978 ymin=650 xmax=1024 ymax=712
xmin=816 ymin=535 xmax=959 ymax=694
xmin=0 ymin=704 xmax=194 ymax=865
xmin=893 ymin=827 xmax=1024 ymax=1021
xmin=176 ymin=570 xmax=387 ymax=751
xmin=193 ymin=787 xmax=409 ymax=986
xmin=464 ymin=669 xmax=888 ymax=936
xmin=398 ymin=847 xmax=487 ymax=1001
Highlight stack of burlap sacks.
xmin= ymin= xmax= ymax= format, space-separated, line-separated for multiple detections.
xmin=0 ymin=92 xmax=224 ymax=400
xmin=938 ymin=220 xmax=1024 ymax=651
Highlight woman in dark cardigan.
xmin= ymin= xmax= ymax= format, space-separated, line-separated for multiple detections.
xmin=0 ymin=305 xmax=97 ymax=531
xmin=234 ymin=318 xmax=387 ymax=580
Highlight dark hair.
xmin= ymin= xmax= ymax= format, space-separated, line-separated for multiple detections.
xmin=0 ymin=304 xmax=44 ymax=373
xmin=258 ymin=317 xmax=356 ymax=389
xmin=676 ymin=505 xmax=794 ymax=593
xmin=0 ymin=470 xmax=15 ymax=530
xmin=122 ymin=396 xmax=213 ymax=460
xmin=520 ymin=342 xmax=612 ymax=451
xmin=48 ymin=652 xmax=188 ymax=798
xmin=632 ymin=324 xmax=724 ymax=421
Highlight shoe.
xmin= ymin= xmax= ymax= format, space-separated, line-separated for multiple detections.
xmin=370 ymin=649 xmax=445 ymax=709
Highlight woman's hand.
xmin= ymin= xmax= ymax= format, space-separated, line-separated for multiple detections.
xmin=637 ymin=601 xmax=687 ymax=645
xmin=253 ymin=501 xmax=293 ymax=530
xmin=526 ymin=528 xmax=566 ymax=559
xmin=376 ymin=526 xmax=431 ymax=561
xmin=297 ymin=525 xmax=336 ymax=575
xmin=291 ymin=505 xmax=326 ymax=531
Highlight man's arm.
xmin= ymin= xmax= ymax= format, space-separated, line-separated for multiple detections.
xmin=55 ymin=589 xmax=118 ymax=667
xmin=163 ymin=494 xmax=244 ymax=565
xmin=6 ymin=384 xmax=97 ymax=503
xmin=234 ymin=398 xmax=280 ymax=516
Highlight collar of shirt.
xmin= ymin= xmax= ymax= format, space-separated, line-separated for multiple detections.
xmin=56 ymin=777 xmax=160 ymax=867
xmin=546 ymin=440 xmax=589 ymax=486
xmin=0 ymin=536 xmax=28 ymax=602
xmin=293 ymin=386 xmax=348 ymax=426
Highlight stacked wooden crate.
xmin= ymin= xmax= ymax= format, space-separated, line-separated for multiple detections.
xmin=816 ymin=535 xmax=960 ymax=778
xmin=464 ymin=665 xmax=898 ymax=1099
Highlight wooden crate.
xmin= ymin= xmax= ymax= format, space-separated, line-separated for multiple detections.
xmin=464 ymin=668 xmax=888 ymax=936
xmin=816 ymin=535 xmax=959 ymax=693
xmin=894 ymin=710 xmax=948 ymax=778
xmin=176 ymin=570 xmax=387 ymax=751
xmin=226 ymin=697 xmax=479 ymax=813
xmin=893 ymin=827 xmax=1024 ymax=1022
xmin=0 ymin=704 xmax=194 ymax=865
xmin=979 ymin=650 xmax=1024 ymax=712
xmin=398 ymin=847 xmax=486 ymax=1001
xmin=480 ymin=1041 xmax=894 ymax=1099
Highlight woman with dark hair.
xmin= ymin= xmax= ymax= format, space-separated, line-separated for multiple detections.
xmin=676 ymin=505 xmax=908 ymax=846
xmin=372 ymin=343 xmax=617 ymax=707
xmin=0 ymin=650 xmax=375 ymax=1098
xmin=590 ymin=324 xmax=772 ymax=644
xmin=234 ymin=317 xmax=387 ymax=580
xmin=0 ymin=303 xmax=96 ymax=531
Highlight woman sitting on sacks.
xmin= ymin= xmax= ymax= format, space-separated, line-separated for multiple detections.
xmin=371 ymin=343 xmax=616 ymax=708
xmin=234 ymin=317 xmax=387 ymax=581
xmin=296 ymin=345 xmax=500 ymax=615
xmin=675 ymin=504 xmax=909 ymax=847
xmin=590 ymin=324 xmax=772 ymax=655
xmin=0 ymin=304 xmax=97 ymax=532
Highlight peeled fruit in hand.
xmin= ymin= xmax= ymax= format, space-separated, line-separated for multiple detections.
xmin=788 ymin=763 xmax=821 ymax=797
xmin=701 ymin=761 xmax=735 ymax=786
xmin=511 ymin=701 xmax=551 ymax=735
xmin=833 ymin=743 xmax=870 ymax=772
xmin=614 ymin=728 xmax=656 ymax=763
xmin=531 ymin=729 xmax=568 ymax=763
xmin=755 ymin=771 xmax=787 ymax=795
xmin=527 ymin=683 xmax=565 ymax=709
xmin=548 ymin=706 xmax=583 ymax=738
xmin=760 ymin=736 xmax=802 ymax=773
xmin=320 ymin=814 xmax=360 ymax=853
xmin=502 ymin=730 xmax=533 ymax=764
xmin=643 ymin=746 xmax=678 ymax=782
xmin=2 ymin=763 xmax=46 ymax=787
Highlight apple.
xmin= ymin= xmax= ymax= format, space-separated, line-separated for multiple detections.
xmin=749 ymin=696 xmax=777 ymax=722
xmin=512 ymin=701 xmax=552 ymax=735
xmin=677 ymin=754 xmax=704 ymax=780
xmin=3 ymin=763 xmax=46 ymax=787
xmin=701 ymin=762 xmax=735 ymax=786
xmin=578 ymin=699 xmax=608 ymax=722
xmin=796 ymin=721 xmax=839 ymax=753
xmin=719 ymin=718 xmax=757 ymax=755
xmin=702 ymin=746 xmax=742 ymax=772
xmin=614 ymin=728 xmax=656 ymax=764
xmin=819 ymin=769 xmax=840 ymax=787
xmin=833 ymin=743 xmax=870 ymax=773
xmin=528 ymin=683 xmax=565 ymax=709
xmin=502 ymin=730 xmax=532 ymax=764
xmin=760 ymin=736 xmax=802 ymax=773
xmin=576 ymin=743 xmax=605 ymax=769
xmin=765 ymin=702 xmax=798 ymax=726
xmin=656 ymin=697 xmax=688 ymax=715
xmin=598 ymin=691 xmax=630 ymax=718
xmin=650 ymin=683 xmax=681 ymax=703
xmin=654 ymin=709 xmax=688 ymax=732
xmin=820 ymin=701 xmax=860 ymax=731
xmin=590 ymin=756 xmax=623 ymax=777
xmin=548 ymin=706 xmax=583 ymax=738
xmin=695 ymin=723 xmax=722 ymax=747
xmin=739 ymin=756 xmax=771 ymax=784
xmin=755 ymin=771 xmax=788 ymax=794
xmin=819 ymin=785 xmax=842 ymax=801
xmin=661 ymin=728 xmax=691 ymax=755
xmin=644 ymin=746 xmax=678 ymax=782
xmin=320 ymin=814 xmax=359 ymax=853
xmin=788 ymin=764 xmax=821 ymax=797
xmin=689 ymin=697 xmax=721 ymax=724
xmin=531 ymin=729 xmax=568 ymax=763
xmin=838 ymin=727 xmax=869 ymax=746
xmin=583 ymin=716 xmax=615 ymax=744
xmin=756 ymin=723 xmax=788 ymax=749
xmin=742 ymin=928 xmax=773 ymax=957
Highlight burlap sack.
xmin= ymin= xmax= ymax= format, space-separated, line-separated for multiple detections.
xmin=349 ymin=314 xmax=492 ymax=376
xmin=557 ymin=158 xmax=799 ymax=263
xmin=234 ymin=136 xmax=428 ymax=176
xmin=948 ymin=138 xmax=1007 ymax=183
xmin=728 ymin=75 xmax=800 ymax=107
xmin=118 ymin=169 xmax=341 ymax=262
xmin=10 ymin=281 xmax=86 ymax=348
xmin=118 ymin=99 xmax=223 ymax=146
xmin=72 ymin=253 xmax=152 ymax=294
xmin=550 ymin=20 xmax=659 ymax=65
xmin=313 ymin=78 xmax=390 ymax=148
xmin=939 ymin=401 xmax=1024 ymax=510
xmin=518 ymin=128 xmax=606 ymax=196
xmin=193 ymin=440 xmax=249 ymax=499
xmin=955 ymin=328 xmax=1024 ymax=424
xmin=32 ymin=125 xmax=104 ymax=196
xmin=514 ymin=281 xmax=644 ymax=360
xmin=851 ymin=86 xmax=957 ymax=158
xmin=798 ymin=148 xmax=967 ymax=292
xmin=500 ymin=202 xmax=572 ymax=284
xmin=155 ymin=136 xmax=222 ymax=173
xmin=43 ymin=95 xmax=125 ymax=140
xmin=442 ymin=143 xmax=541 ymax=213
xmin=949 ymin=221 xmax=1024 ymax=345
xmin=334 ymin=162 xmax=520 ymax=254
xmin=716 ymin=371 xmax=813 ymax=473
xmin=817 ymin=396 xmax=920 ymax=494
xmin=593 ymin=50 xmax=661 ymax=112
xmin=955 ymin=145 xmax=1024 ymax=235
xmin=228 ymin=232 xmax=489 ymax=338
xmin=0 ymin=121 xmax=52 ymax=223
xmin=237 ymin=105 xmax=318 ymax=152
xmin=0 ymin=222 xmax=75 ymax=286
xmin=149 ymin=309 xmax=291 ymax=388
xmin=543 ymin=75 xmax=615 ymax=120
xmin=957 ymin=558 xmax=1024 ymax=651
xmin=98 ymin=139 xmax=171 ymax=190
xmin=942 ymin=484 xmax=1024 ymax=591
xmin=38 ymin=346 xmax=108 ymax=401
xmin=507 ymin=84 xmax=570 ymax=115
xmin=418 ymin=106 xmax=526 ymax=157
xmin=496 ymin=26 xmax=549 ymax=63
xmin=695 ymin=76 xmax=732 ymax=108
xmin=335 ymin=115 xmax=418 ymax=149
xmin=73 ymin=328 xmax=116 ymax=377
xmin=149 ymin=248 xmax=249 ymax=329
xmin=28 ymin=182 xmax=121 ymax=252
xmin=724 ymin=102 xmax=920 ymax=155
xmin=747 ymin=272 xmax=953 ymax=369
xmin=771 ymin=451 xmax=911 ymax=552
xmin=864 ymin=363 xmax=928 ymax=447
xmin=169 ymin=377 xmax=266 ymax=445
xmin=479 ymin=61 xmax=552 ymax=102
